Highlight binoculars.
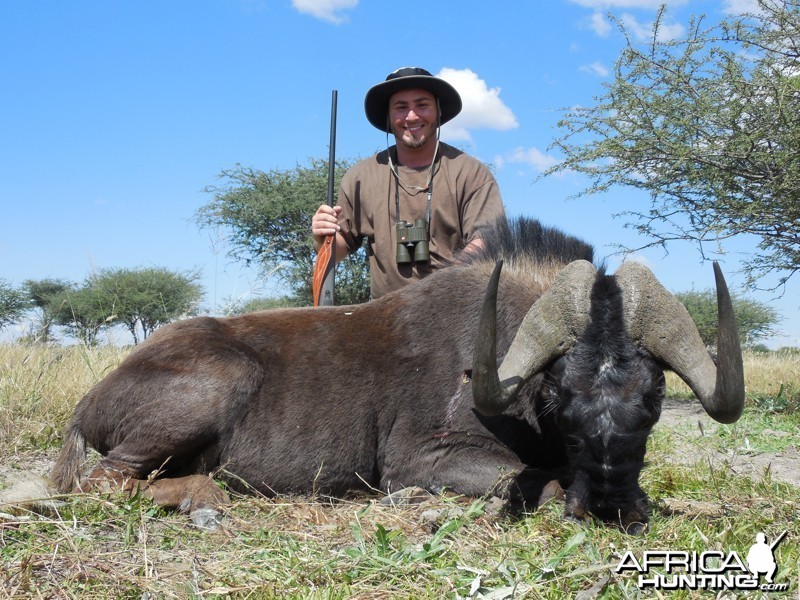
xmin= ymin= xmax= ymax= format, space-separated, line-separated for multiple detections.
xmin=396 ymin=219 xmax=430 ymax=264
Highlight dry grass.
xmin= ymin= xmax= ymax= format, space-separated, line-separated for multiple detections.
xmin=665 ymin=348 xmax=800 ymax=408
xmin=1 ymin=343 xmax=799 ymax=598
xmin=0 ymin=344 xmax=126 ymax=455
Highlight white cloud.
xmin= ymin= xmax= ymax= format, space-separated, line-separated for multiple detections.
xmin=496 ymin=146 xmax=559 ymax=174
xmin=620 ymin=12 xmax=685 ymax=41
xmin=568 ymin=0 xmax=687 ymax=7
xmin=589 ymin=11 xmax=613 ymax=37
xmin=436 ymin=68 xmax=518 ymax=142
xmin=619 ymin=253 xmax=655 ymax=271
xmin=575 ymin=1 xmax=686 ymax=41
xmin=579 ymin=61 xmax=610 ymax=77
xmin=291 ymin=0 xmax=357 ymax=24
xmin=654 ymin=19 xmax=686 ymax=41
xmin=722 ymin=0 xmax=762 ymax=15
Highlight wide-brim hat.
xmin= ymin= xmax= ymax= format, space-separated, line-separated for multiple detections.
xmin=364 ymin=67 xmax=462 ymax=133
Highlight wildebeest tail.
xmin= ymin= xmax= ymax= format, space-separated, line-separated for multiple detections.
xmin=50 ymin=420 xmax=87 ymax=493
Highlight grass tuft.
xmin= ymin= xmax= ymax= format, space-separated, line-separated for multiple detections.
xmin=1 ymin=343 xmax=798 ymax=597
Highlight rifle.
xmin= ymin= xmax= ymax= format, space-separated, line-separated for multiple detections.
xmin=770 ymin=530 xmax=788 ymax=550
xmin=312 ymin=90 xmax=338 ymax=307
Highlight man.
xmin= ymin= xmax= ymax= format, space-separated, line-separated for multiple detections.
xmin=312 ymin=67 xmax=505 ymax=299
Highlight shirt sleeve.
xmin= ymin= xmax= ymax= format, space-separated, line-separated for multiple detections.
xmin=336 ymin=169 xmax=364 ymax=254
xmin=460 ymin=164 xmax=506 ymax=242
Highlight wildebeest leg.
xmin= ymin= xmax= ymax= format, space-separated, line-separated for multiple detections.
xmin=80 ymin=463 xmax=229 ymax=512
xmin=75 ymin=421 xmax=227 ymax=512
xmin=385 ymin=433 xmax=561 ymax=509
xmin=70 ymin=334 xmax=264 ymax=511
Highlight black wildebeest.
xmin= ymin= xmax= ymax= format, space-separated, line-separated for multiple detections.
xmin=51 ymin=218 xmax=744 ymax=532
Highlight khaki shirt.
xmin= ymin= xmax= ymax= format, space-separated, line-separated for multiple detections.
xmin=338 ymin=142 xmax=505 ymax=298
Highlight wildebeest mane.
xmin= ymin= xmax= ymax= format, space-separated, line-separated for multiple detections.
xmin=467 ymin=216 xmax=595 ymax=266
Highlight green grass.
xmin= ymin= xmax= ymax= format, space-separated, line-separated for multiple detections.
xmin=1 ymin=343 xmax=799 ymax=598
xmin=4 ymin=471 xmax=797 ymax=598
xmin=657 ymin=406 xmax=800 ymax=455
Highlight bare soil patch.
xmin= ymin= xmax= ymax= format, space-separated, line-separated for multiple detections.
xmin=655 ymin=398 xmax=800 ymax=487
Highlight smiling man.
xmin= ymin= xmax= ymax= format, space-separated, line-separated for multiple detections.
xmin=312 ymin=67 xmax=505 ymax=299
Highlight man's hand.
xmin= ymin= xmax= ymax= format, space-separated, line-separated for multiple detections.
xmin=312 ymin=204 xmax=342 ymax=250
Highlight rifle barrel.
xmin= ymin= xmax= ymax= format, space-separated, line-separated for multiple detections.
xmin=319 ymin=89 xmax=338 ymax=306
xmin=770 ymin=530 xmax=788 ymax=550
xmin=327 ymin=90 xmax=338 ymax=208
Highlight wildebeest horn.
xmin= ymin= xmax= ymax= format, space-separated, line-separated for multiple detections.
xmin=472 ymin=259 xmax=597 ymax=416
xmin=615 ymin=261 xmax=744 ymax=424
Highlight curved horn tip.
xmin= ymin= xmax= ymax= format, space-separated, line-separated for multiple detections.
xmin=714 ymin=260 xmax=745 ymax=421
xmin=712 ymin=260 xmax=726 ymax=286
xmin=710 ymin=405 xmax=744 ymax=424
xmin=617 ymin=258 xmax=745 ymax=424
xmin=492 ymin=259 xmax=504 ymax=282
xmin=471 ymin=258 xmax=510 ymax=416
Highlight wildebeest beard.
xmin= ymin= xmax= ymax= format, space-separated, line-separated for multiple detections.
xmin=538 ymin=273 xmax=664 ymax=533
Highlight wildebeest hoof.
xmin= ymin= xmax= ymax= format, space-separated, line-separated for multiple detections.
xmin=618 ymin=511 xmax=649 ymax=535
xmin=564 ymin=495 xmax=590 ymax=523
xmin=537 ymin=480 xmax=565 ymax=506
xmin=622 ymin=520 xmax=647 ymax=536
xmin=380 ymin=486 xmax=432 ymax=507
xmin=190 ymin=507 xmax=224 ymax=530
xmin=175 ymin=476 xmax=230 ymax=513
xmin=483 ymin=495 xmax=507 ymax=517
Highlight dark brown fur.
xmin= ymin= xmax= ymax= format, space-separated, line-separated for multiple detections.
xmin=54 ymin=217 xmax=666 ymax=531
xmin=52 ymin=258 xmax=560 ymax=504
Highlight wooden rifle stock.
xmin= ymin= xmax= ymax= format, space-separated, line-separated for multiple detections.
xmin=313 ymin=90 xmax=338 ymax=307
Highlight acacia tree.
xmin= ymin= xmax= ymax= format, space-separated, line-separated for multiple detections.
xmin=89 ymin=267 xmax=203 ymax=344
xmin=47 ymin=268 xmax=203 ymax=345
xmin=0 ymin=279 xmax=28 ymax=331
xmin=546 ymin=0 xmax=800 ymax=289
xmin=51 ymin=284 xmax=112 ymax=346
xmin=676 ymin=288 xmax=779 ymax=348
xmin=23 ymin=278 xmax=72 ymax=343
xmin=197 ymin=159 xmax=371 ymax=306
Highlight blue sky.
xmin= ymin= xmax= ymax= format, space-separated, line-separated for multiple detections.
xmin=2 ymin=0 xmax=797 ymax=348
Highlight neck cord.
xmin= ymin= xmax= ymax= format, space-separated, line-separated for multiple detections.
xmin=388 ymin=138 xmax=438 ymax=226
xmin=385 ymin=100 xmax=442 ymax=229
xmin=386 ymin=129 xmax=440 ymax=227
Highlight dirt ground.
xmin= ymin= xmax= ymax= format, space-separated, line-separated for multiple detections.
xmin=656 ymin=397 xmax=800 ymax=487
xmin=1 ymin=398 xmax=798 ymax=507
